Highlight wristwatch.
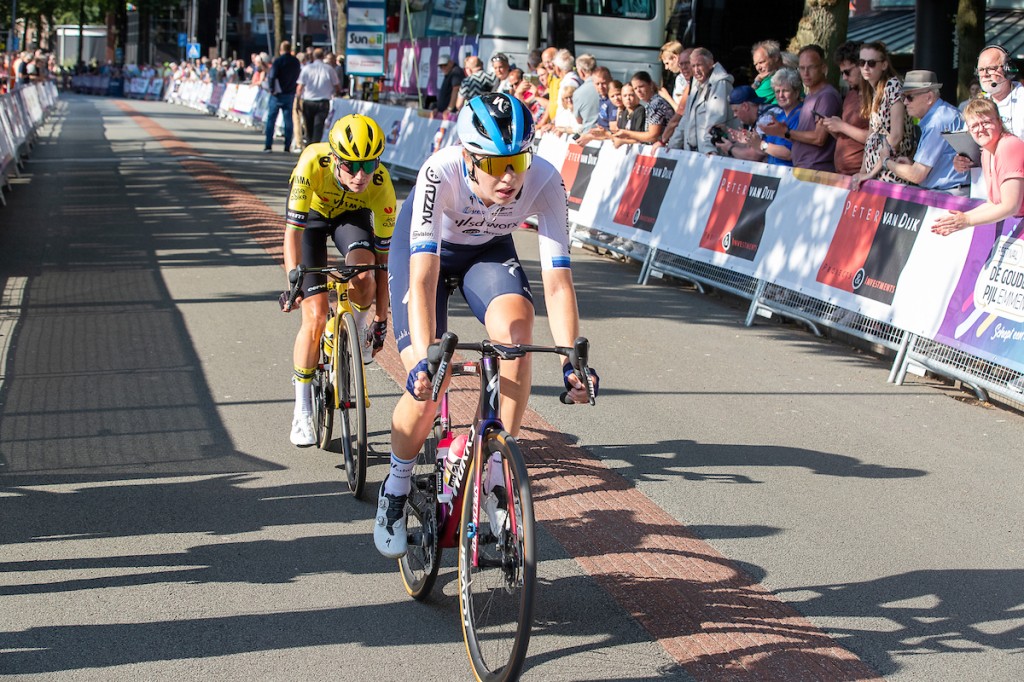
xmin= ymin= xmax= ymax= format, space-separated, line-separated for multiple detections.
xmin=760 ymin=140 xmax=769 ymax=153
xmin=784 ymin=130 xmax=791 ymax=140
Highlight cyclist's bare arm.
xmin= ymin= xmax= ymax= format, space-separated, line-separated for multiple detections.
xmin=407 ymin=252 xmax=441 ymax=375
xmin=541 ymin=268 xmax=594 ymax=403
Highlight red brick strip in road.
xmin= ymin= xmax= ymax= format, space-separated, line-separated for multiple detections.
xmin=119 ymin=101 xmax=882 ymax=681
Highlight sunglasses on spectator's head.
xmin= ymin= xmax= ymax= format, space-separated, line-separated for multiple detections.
xmin=468 ymin=151 xmax=532 ymax=176
xmin=335 ymin=156 xmax=380 ymax=175
xmin=858 ymin=59 xmax=881 ymax=68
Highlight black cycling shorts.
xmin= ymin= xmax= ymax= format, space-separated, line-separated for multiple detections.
xmin=300 ymin=207 xmax=374 ymax=298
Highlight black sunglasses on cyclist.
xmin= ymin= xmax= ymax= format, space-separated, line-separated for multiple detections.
xmin=857 ymin=59 xmax=881 ymax=68
xmin=335 ymin=156 xmax=380 ymax=175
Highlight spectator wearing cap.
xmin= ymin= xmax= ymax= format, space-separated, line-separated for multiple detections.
xmin=491 ymin=52 xmax=513 ymax=94
xmin=435 ymin=53 xmax=464 ymax=116
xmin=822 ymin=40 xmax=870 ymax=175
xmin=716 ymin=85 xmax=778 ymax=161
xmin=878 ymin=71 xmax=970 ymax=195
xmin=761 ymin=44 xmax=841 ymax=171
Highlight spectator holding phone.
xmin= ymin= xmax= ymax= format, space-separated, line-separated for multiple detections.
xmin=760 ymin=45 xmax=840 ymax=171
xmin=734 ymin=68 xmax=802 ymax=166
xmin=822 ymin=40 xmax=870 ymax=175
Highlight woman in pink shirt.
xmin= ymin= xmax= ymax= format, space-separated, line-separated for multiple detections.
xmin=933 ymin=98 xmax=1024 ymax=235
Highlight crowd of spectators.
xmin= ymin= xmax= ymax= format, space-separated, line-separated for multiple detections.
xmin=427 ymin=35 xmax=1024 ymax=200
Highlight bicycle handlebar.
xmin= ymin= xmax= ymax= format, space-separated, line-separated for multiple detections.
xmin=284 ymin=263 xmax=388 ymax=310
xmin=425 ymin=335 xmax=596 ymax=406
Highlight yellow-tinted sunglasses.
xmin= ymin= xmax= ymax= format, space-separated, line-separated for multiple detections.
xmin=469 ymin=151 xmax=532 ymax=176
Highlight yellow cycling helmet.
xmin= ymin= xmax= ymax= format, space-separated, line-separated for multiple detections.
xmin=328 ymin=114 xmax=385 ymax=161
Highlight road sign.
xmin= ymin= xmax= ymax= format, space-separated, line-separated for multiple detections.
xmin=178 ymin=33 xmax=187 ymax=48
xmin=186 ymin=42 xmax=201 ymax=60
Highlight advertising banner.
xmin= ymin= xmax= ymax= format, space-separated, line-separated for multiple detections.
xmin=933 ymin=219 xmax=1024 ymax=374
xmin=613 ymin=153 xmax=677 ymax=232
xmin=699 ymin=169 xmax=781 ymax=262
xmin=347 ymin=0 xmax=387 ymax=76
xmin=560 ymin=142 xmax=602 ymax=214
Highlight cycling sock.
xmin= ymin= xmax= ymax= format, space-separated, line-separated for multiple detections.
xmin=293 ymin=366 xmax=314 ymax=415
xmin=383 ymin=453 xmax=416 ymax=497
xmin=485 ymin=452 xmax=504 ymax=495
xmin=351 ymin=300 xmax=371 ymax=333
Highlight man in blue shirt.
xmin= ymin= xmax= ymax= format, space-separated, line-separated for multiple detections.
xmin=263 ymin=41 xmax=302 ymax=152
xmin=884 ymin=70 xmax=970 ymax=195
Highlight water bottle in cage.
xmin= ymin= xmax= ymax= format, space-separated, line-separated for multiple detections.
xmin=443 ymin=433 xmax=469 ymax=498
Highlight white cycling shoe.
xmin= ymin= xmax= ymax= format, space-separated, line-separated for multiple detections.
xmin=374 ymin=479 xmax=408 ymax=558
xmin=290 ymin=414 xmax=315 ymax=447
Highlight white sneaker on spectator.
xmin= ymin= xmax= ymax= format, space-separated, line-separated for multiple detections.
xmin=290 ymin=414 xmax=315 ymax=447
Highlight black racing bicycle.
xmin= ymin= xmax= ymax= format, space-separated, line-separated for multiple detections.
xmin=398 ymin=331 xmax=596 ymax=681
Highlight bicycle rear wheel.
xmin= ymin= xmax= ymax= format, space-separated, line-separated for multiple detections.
xmin=399 ymin=420 xmax=443 ymax=600
xmin=337 ymin=312 xmax=368 ymax=499
xmin=458 ymin=430 xmax=535 ymax=682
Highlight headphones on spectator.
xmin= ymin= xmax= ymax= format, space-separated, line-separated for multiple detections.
xmin=982 ymin=45 xmax=1019 ymax=76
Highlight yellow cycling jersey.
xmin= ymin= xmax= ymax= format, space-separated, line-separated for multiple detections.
xmin=285 ymin=142 xmax=397 ymax=247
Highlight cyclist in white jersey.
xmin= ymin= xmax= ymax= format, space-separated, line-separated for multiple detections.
xmin=374 ymin=93 xmax=599 ymax=558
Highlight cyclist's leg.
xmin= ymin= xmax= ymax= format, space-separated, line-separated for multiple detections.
xmin=460 ymin=237 xmax=535 ymax=437
xmin=290 ymin=225 xmax=330 ymax=445
xmin=376 ymin=200 xmax=449 ymax=556
xmin=331 ymin=209 xmax=377 ymax=359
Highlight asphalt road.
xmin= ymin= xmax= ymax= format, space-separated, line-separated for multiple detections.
xmin=1 ymin=95 xmax=1022 ymax=681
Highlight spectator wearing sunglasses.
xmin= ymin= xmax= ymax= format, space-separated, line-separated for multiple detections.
xmin=822 ymin=40 xmax=870 ymax=175
xmin=375 ymin=93 xmax=598 ymax=558
xmin=280 ymin=115 xmax=396 ymax=447
xmin=856 ymin=41 xmax=917 ymax=185
xmin=874 ymin=71 xmax=970 ymax=195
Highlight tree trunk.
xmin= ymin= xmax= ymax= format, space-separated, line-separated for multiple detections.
xmin=336 ymin=0 xmax=346 ymax=58
xmin=274 ymin=0 xmax=284 ymax=49
xmin=957 ymin=0 xmax=986 ymax=103
xmin=787 ymin=0 xmax=850 ymax=88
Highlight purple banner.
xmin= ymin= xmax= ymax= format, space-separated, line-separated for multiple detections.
xmin=388 ymin=36 xmax=478 ymax=96
xmin=935 ymin=217 xmax=1024 ymax=375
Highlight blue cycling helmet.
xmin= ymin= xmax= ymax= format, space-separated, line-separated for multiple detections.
xmin=457 ymin=92 xmax=535 ymax=155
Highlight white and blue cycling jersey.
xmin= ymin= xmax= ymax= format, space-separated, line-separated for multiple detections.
xmin=390 ymin=144 xmax=572 ymax=353
xmin=406 ymin=144 xmax=571 ymax=269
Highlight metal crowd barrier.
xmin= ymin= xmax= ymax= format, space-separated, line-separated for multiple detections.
xmin=0 ymin=82 xmax=59 ymax=207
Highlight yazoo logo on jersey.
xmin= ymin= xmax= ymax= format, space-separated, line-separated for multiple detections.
xmin=421 ymin=182 xmax=437 ymax=226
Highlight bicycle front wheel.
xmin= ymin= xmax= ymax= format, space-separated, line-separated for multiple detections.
xmin=338 ymin=311 xmax=368 ymax=499
xmin=458 ymin=430 xmax=535 ymax=682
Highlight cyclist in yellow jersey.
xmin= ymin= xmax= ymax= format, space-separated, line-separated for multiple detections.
xmin=281 ymin=114 xmax=396 ymax=447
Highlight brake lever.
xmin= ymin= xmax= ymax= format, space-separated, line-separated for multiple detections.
xmin=428 ymin=331 xmax=458 ymax=402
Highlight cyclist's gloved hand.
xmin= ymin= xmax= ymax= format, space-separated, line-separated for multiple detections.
xmin=279 ymin=290 xmax=302 ymax=312
xmin=370 ymin=320 xmax=388 ymax=353
xmin=562 ymin=361 xmax=599 ymax=402
xmin=406 ymin=358 xmax=430 ymax=400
